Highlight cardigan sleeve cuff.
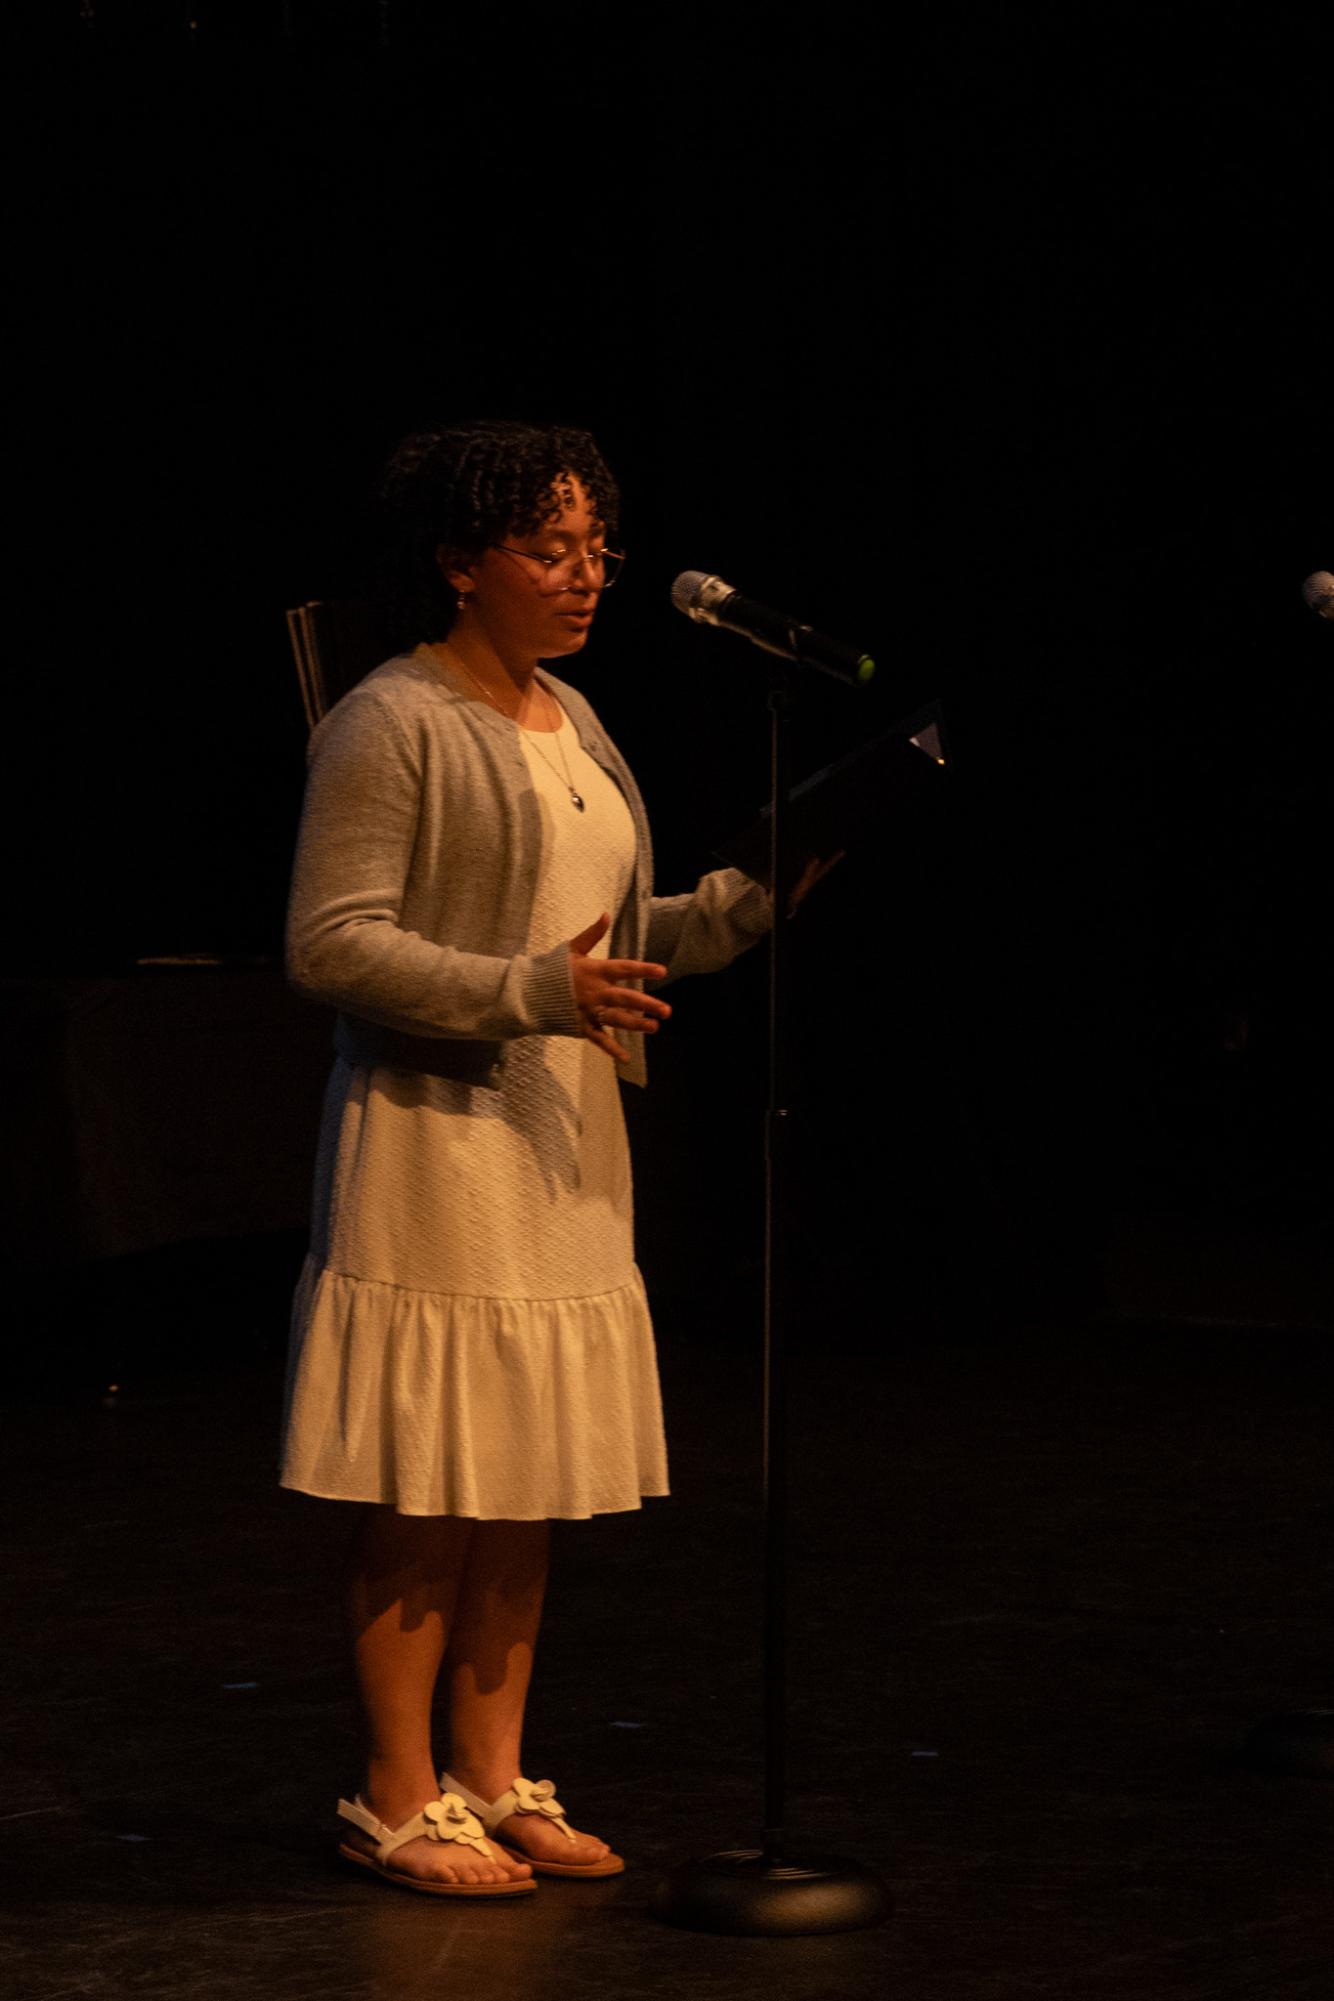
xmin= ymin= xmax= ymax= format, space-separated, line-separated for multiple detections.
xmin=522 ymin=937 xmax=584 ymax=1036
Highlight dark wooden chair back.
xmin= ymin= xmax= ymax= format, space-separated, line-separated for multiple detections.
xmin=285 ymin=598 xmax=389 ymax=731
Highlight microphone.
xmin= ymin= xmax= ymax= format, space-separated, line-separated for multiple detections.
xmin=1301 ymin=571 xmax=1334 ymax=621
xmin=671 ymin=570 xmax=875 ymax=687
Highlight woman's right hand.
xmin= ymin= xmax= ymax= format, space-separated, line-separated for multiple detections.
xmin=567 ymin=913 xmax=671 ymax=1063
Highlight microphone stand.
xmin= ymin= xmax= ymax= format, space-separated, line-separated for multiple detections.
xmin=652 ymin=663 xmax=892 ymax=1935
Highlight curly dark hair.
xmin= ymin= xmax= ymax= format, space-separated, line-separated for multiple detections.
xmin=370 ymin=418 xmax=621 ymax=648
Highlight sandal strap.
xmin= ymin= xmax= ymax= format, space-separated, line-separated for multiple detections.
xmin=337 ymin=1792 xmax=494 ymax=1861
xmin=337 ymin=1796 xmax=385 ymax=1843
xmin=437 ymin=1770 xmax=578 ymax=1844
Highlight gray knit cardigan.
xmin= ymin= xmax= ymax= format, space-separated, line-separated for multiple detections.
xmin=285 ymin=646 xmax=772 ymax=1088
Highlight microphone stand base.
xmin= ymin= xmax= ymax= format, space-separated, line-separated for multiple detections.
xmin=651 ymin=1847 xmax=892 ymax=1936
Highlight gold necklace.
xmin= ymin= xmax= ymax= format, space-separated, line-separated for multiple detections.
xmin=445 ymin=649 xmax=585 ymax=811
xmin=523 ymin=709 xmax=586 ymax=812
xmin=438 ymin=645 xmax=526 ymax=718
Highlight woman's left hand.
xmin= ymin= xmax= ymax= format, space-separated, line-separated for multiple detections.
xmin=567 ymin=912 xmax=672 ymax=1063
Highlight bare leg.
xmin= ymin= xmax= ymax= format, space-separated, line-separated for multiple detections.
xmin=445 ymin=1519 xmax=612 ymax=1869
xmin=342 ymin=1505 xmax=531 ymax=1887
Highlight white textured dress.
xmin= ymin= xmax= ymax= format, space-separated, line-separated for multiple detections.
xmin=280 ymin=703 xmax=670 ymax=1519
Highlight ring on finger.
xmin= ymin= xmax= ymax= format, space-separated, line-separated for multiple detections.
xmin=592 ymin=1006 xmax=608 ymax=1029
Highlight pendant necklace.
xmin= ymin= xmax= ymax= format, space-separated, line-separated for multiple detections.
xmin=524 ymin=712 xmax=586 ymax=811
xmin=446 ymin=649 xmax=585 ymax=811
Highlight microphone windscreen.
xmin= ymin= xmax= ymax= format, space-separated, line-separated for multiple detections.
xmin=1300 ymin=571 xmax=1334 ymax=619
xmin=670 ymin=570 xmax=711 ymax=615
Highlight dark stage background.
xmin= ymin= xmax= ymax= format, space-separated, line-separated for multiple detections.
xmin=9 ymin=4 xmax=1332 ymax=1365
xmin=4 ymin=14 xmax=1333 ymax=2000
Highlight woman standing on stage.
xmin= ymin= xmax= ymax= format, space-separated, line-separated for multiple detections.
xmin=279 ymin=419 xmax=773 ymax=1897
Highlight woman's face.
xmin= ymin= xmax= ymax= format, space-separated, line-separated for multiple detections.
xmin=444 ymin=474 xmax=609 ymax=665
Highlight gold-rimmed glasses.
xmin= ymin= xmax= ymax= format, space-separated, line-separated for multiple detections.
xmin=490 ymin=543 xmax=625 ymax=591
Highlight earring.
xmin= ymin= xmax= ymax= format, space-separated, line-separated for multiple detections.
xmin=456 ymin=592 xmax=471 ymax=612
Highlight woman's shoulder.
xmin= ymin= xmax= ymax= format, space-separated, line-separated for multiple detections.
xmin=341 ymin=646 xmax=460 ymax=712
xmin=312 ymin=647 xmax=472 ymax=748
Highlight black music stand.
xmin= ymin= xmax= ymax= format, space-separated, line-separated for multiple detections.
xmin=652 ymin=680 xmax=947 ymax=1935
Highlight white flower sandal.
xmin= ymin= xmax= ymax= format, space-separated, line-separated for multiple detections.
xmin=336 ymin=1790 xmax=537 ymax=1898
xmin=437 ymin=1772 xmax=625 ymax=1879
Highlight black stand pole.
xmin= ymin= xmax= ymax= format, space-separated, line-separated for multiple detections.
xmin=652 ymin=668 xmax=892 ymax=1936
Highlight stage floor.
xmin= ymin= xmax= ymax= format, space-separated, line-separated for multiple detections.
xmin=4 ymin=1249 xmax=1331 ymax=2001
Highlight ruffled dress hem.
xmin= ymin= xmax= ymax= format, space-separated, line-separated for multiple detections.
xmin=279 ymin=1257 xmax=670 ymax=1521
